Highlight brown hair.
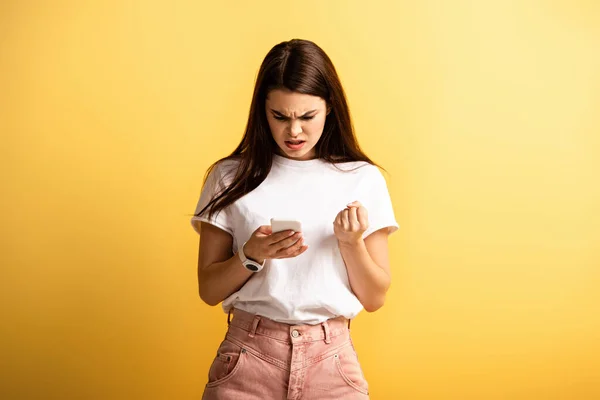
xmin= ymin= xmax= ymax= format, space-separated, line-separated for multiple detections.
xmin=196 ymin=38 xmax=379 ymax=220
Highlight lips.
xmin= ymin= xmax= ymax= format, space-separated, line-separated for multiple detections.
xmin=285 ymin=140 xmax=306 ymax=150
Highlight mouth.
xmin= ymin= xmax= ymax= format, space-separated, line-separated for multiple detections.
xmin=285 ymin=140 xmax=306 ymax=150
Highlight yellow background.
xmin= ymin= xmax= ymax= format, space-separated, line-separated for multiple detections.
xmin=2 ymin=1 xmax=599 ymax=399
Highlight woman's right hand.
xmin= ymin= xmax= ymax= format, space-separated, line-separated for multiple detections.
xmin=243 ymin=226 xmax=308 ymax=264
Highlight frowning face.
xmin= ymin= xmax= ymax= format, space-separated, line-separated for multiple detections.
xmin=266 ymin=88 xmax=329 ymax=161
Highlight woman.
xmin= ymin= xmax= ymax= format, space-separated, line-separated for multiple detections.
xmin=191 ymin=38 xmax=398 ymax=400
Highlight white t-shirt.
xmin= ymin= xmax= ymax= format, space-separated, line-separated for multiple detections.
xmin=191 ymin=154 xmax=399 ymax=324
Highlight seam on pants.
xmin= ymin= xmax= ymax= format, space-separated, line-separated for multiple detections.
xmin=226 ymin=335 xmax=289 ymax=371
xmin=289 ymin=341 xmax=351 ymax=372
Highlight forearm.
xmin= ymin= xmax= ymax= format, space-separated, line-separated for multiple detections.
xmin=199 ymin=252 xmax=253 ymax=306
xmin=338 ymin=239 xmax=391 ymax=312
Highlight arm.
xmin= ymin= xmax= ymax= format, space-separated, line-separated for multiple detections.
xmin=338 ymin=229 xmax=391 ymax=312
xmin=197 ymin=222 xmax=253 ymax=306
xmin=196 ymin=221 xmax=307 ymax=306
xmin=334 ymin=201 xmax=393 ymax=312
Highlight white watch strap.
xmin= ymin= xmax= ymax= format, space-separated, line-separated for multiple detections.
xmin=239 ymin=241 xmax=264 ymax=272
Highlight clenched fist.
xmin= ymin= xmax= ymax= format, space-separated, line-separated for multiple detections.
xmin=333 ymin=201 xmax=369 ymax=245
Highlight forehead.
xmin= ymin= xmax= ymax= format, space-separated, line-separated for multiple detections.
xmin=266 ymin=89 xmax=326 ymax=113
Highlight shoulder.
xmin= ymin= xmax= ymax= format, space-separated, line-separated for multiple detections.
xmin=211 ymin=156 xmax=242 ymax=177
xmin=205 ymin=156 xmax=242 ymax=188
xmin=330 ymin=162 xmax=389 ymax=192
xmin=332 ymin=160 xmax=381 ymax=177
xmin=214 ymin=156 xmax=241 ymax=172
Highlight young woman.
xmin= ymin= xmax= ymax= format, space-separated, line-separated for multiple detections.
xmin=191 ymin=38 xmax=398 ymax=400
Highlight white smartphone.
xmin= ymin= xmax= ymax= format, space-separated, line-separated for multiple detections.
xmin=270 ymin=218 xmax=302 ymax=233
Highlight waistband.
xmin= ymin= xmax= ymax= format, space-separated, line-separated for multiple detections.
xmin=227 ymin=308 xmax=351 ymax=344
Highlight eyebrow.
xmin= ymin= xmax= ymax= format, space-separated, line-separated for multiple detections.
xmin=270 ymin=109 xmax=318 ymax=118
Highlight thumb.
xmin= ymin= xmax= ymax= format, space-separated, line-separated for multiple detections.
xmin=346 ymin=200 xmax=362 ymax=208
xmin=357 ymin=205 xmax=369 ymax=224
xmin=255 ymin=225 xmax=273 ymax=235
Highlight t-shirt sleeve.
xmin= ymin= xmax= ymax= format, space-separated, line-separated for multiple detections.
xmin=190 ymin=163 xmax=234 ymax=236
xmin=361 ymin=167 xmax=399 ymax=239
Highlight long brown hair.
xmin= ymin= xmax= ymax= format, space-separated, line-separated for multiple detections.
xmin=197 ymin=38 xmax=379 ymax=220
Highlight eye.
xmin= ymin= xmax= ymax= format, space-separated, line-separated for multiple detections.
xmin=272 ymin=115 xmax=315 ymax=121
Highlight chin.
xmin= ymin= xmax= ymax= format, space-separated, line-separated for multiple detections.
xmin=288 ymin=150 xmax=314 ymax=160
xmin=278 ymin=143 xmax=315 ymax=160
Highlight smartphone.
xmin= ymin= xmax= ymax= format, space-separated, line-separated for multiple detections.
xmin=270 ymin=218 xmax=302 ymax=233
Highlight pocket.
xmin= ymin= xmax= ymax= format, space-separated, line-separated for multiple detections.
xmin=333 ymin=345 xmax=369 ymax=395
xmin=206 ymin=339 xmax=246 ymax=388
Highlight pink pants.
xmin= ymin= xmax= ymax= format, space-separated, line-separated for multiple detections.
xmin=201 ymin=308 xmax=370 ymax=400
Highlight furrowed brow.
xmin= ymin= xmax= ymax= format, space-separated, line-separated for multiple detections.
xmin=270 ymin=109 xmax=318 ymax=118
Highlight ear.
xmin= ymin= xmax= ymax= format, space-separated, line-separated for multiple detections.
xmin=326 ymin=104 xmax=332 ymax=115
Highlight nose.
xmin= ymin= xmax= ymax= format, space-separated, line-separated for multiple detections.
xmin=289 ymin=119 xmax=302 ymax=137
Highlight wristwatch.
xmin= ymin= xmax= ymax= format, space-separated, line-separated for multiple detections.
xmin=238 ymin=242 xmax=265 ymax=272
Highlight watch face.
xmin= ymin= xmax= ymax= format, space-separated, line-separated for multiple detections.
xmin=246 ymin=263 xmax=260 ymax=272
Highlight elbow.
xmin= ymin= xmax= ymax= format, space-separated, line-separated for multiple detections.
xmin=359 ymin=279 xmax=391 ymax=313
xmin=200 ymin=293 xmax=221 ymax=307
xmin=199 ymin=285 xmax=221 ymax=307
xmin=363 ymin=295 xmax=386 ymax=313
xmin=198 ymin=269 xmax=223 ymax=306
xmin=364 ymin=279 xmax=391 ymax=312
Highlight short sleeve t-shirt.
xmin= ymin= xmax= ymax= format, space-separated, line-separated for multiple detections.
xmin=191 ymin=154 xmax=399 ymax=324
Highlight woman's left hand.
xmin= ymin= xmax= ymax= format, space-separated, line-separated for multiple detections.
xmin=333 ymin=201 xmax=369 ymax=245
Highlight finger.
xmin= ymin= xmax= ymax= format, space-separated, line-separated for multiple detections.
xmin=299 ymin=245 xmax=309 ymax=254
xmin=334 ymin=211 xmax=342 ymax=227
xmin=255 ymin=225 xmax=272 ymax=236
xmin=287 ymin=236 xmax=305 ymax=256
xmin=347 ymin=201 xmax=362 ymax=208
xmin=290 ymin=237 xmax=307 ymax=255
xmin=357 ymin=206 xmax=369 ymax=228
xmin=342 ymin=209 xmax=350 ymax=230
xmin=273 ymin=232 xmax=302 ymax=252
xmin=268 ymin=229 xmax=296 ymax=244
xmin=348 ymin=206 xmax=359 ymax=231
xmin=293 ymin=244 xmax=309 ymax=257
xmin=276 ymin=235 xmax=304 ymax=257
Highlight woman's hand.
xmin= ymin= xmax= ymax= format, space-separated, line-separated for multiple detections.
xmin=243 ymin=226 xmax=308 ymax=264
xmin=334 ymin=201 xmax=369 ymax=246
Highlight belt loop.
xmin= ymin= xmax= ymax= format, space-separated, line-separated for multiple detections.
xmin=322 ymin=320 xmax=331 ymax=344
xmin=227 ymin=308 xmax=232 ymax=325
xmin=248 ymin=315 xmax=261 ymax=338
